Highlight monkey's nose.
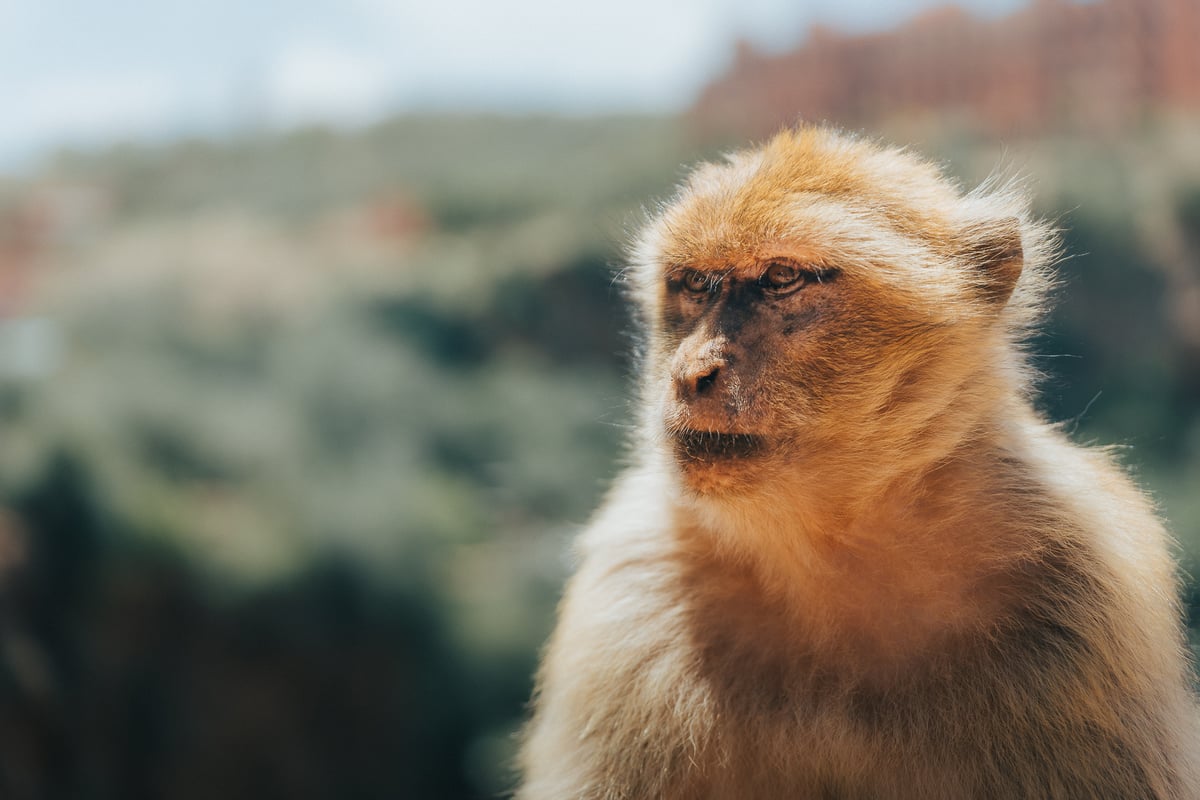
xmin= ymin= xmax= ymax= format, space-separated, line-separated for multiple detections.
xmin=695 ymin=365 xmax=720 ymax=395
xmin=677 ymin=363 xmax=722 ymax=401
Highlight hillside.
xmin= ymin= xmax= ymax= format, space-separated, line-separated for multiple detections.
xmin=0 ymin=113 xmax=1198 ymax=799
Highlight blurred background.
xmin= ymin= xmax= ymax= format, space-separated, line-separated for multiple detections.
xmin=1 ymin=0 xmax=1199 ymax=797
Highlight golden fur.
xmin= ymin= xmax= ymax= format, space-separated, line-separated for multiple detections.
xmin=517 ymin=126 xmax=1200 ymax=799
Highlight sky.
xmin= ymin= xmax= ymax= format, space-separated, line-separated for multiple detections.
xmin=0 ymin=0 xmax=1025 ymax=172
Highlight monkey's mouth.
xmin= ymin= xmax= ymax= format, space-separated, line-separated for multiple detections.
xmin=672 ymin=429 xmax=764 ymax=462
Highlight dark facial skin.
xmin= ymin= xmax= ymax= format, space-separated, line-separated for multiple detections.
xmin=662 ymin=261 xmax=838 ymax=465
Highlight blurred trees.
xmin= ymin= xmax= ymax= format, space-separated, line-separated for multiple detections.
xmin=0 ymin=114 xmax=1198 ymax=797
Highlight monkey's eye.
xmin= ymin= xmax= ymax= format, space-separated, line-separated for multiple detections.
xmin=760 ymin=262 xmax=806 ymax=293
xmin=680 ymin=269 xmax=711 ymax=295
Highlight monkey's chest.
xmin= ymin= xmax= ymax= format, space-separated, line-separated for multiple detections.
xmin=668 ymin=593 xmax=982 ymax=798
xmin=668 ymin=651 xmax=973 ymax=800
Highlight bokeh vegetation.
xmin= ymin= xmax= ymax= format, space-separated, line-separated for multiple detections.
xmin=0 ymin=113 xmax=1198 ymax=798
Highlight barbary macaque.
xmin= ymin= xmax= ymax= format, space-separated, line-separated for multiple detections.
xmin=517 ymin=126 xmax=1200 ymax=799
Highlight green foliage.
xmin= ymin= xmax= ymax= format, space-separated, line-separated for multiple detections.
xmin=3 ymin=113 xmax=1199 ymax=797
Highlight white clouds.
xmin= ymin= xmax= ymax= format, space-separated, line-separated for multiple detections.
xmin=4 ymin=73 xmax=178 ymax=155
xmin=361 ymin=0 xmax=729 ymax=110
xmin=264 ymin=40 xmax=394 ymax=126
xmin=0 ymin=0 xmax=1025 ymax=171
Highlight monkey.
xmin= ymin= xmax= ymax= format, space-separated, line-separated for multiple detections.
xmin=516 ymin=125 xmax=1200 ymax=799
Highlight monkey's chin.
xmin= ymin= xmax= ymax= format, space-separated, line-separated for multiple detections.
xmin=673 ymin=429 xmax=763 ymax=460
xmin=670 ymin=430 xmax=768 ymax=496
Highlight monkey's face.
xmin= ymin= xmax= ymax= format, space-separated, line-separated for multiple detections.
xmin=638 ymin=129 xmax=1027 ymax=497
xmin=654 ymin=247 xmax=899 ymax=496
xmin=657 ymin=256 xmax=841 ymax=489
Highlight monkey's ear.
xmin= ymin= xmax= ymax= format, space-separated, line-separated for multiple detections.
xmin=961 ymin=219 xmax=1023 ymax=306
